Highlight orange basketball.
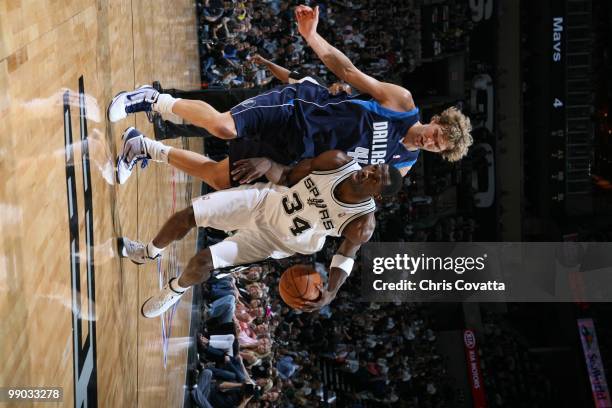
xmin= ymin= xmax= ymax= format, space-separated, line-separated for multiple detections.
xmin=278 ymin=264 xmax=322 ymax=310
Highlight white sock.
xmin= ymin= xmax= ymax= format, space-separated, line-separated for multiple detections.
xmin=143 ymin=138 xmax=172 ymax=163
xmin=146 ymin=242 xmax=164 ymax=259
xmin=154 ymin=94 xmax=180 ymax=115
xmin=162 ymin=111 xmax=184 ymax=125
xmin=170 ymin=278 xmax=188 ymax=293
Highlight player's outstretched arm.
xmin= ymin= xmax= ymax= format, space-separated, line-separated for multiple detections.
xmin=232 ymin=150 xmax=351 ymax=186
xmin=253 ymin=52 xmax=351 ymax=94
xmin=295 ymin=5 xmax=413 ymax=110
xmin=285 ymin=149 xmax=351 ymax=185
xmin=231 ymin=156 xmax=305 ymax=186
xmin=252 ymin=54 xmax=291 ymax=83
xmin=303 ymin=212 xmax=376 ymax=312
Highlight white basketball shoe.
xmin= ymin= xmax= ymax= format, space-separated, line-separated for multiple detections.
xmin=117 ymin=237 xmax=158 ymax=265
xmin=116 ymin=127 xmax=150 ymax=184
xmin=141 ymin=278 xmax=186 ymax=318
xmin=107 ymin=85 xmax=159 ymax=122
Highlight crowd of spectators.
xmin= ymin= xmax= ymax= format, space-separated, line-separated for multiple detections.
xmin=188 ymin=248 xmax=451 ymax=407
xmin=196 ymin=0 xmax=422 ymax=89
xmin=190 ymin=264 xmax=280 ymax=407
xmin=273 ymin=268 xmax=452 ymax=407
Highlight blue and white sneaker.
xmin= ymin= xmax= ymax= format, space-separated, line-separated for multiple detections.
xmin=116 ymin=127 xmax=150 ymax=184
xmin=107 ymin=85 xmax=159 ymax=122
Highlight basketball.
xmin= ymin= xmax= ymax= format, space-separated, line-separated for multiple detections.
xmin=278 ymin=264 xmax=322 ymax=310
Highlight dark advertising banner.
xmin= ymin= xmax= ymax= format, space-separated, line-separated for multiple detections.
xmin=361 ymin=242 xmax=612 ymax=302
xmin=463 ymin=330 xmax=487 ymax=408
xmin=578 ymin=319 xmax=612 ymax=408
xmin=550 ymin=0 xmax=566 ymax=155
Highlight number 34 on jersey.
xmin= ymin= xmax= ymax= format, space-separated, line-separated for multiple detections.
xmin=281 ymin=176 xmax=335 ymax=236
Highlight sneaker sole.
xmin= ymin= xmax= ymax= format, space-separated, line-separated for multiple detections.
xmin=107 ymin=90 xmax=127 ymax=122
xmin=114 ymin=156 xmax=122 ymax=184
xmin=115 ymin=127 xmax=139 ymax=184
xmin=116 ymin=237 xmax=145 ymax=265
xmin=115 ymin=155 xmax=134 ymax=185
xmin=141 ymin=300 xmax=152 ymax=318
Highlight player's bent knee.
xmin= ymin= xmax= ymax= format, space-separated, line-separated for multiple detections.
xmin=213 ymin=125 xmax=236 ymax=140
xmin=212 ymin=113 xmax=237 ymax=139
xmin=209 ymin=159 xmax=231 ymax=190
xmin=208 ymin=175 xmax=231 ymax=191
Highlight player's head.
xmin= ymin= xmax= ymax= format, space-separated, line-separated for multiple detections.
xmin=423 ymin=107 xmax=473 ymax=161
xmin=353 ymin=164 xmax=403 ymax=198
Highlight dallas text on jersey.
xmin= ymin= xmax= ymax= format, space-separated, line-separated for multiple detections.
xmin=347 ymin=121 xmax=389 ymax=165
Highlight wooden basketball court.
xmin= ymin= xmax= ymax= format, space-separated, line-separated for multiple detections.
xmin=1 ymin=2 xmax=202 ymax=406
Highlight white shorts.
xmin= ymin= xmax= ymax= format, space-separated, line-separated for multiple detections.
xmin=191 ymin=184 xmax=294 ymax=269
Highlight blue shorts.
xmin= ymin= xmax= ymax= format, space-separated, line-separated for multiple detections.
xmin=227 ymin=80 xmax=344 ymax=184
xmin=229 ymin=84 xmax=305 ymax=185
xmin=229 ymin=80 xmax=336 ymax=156
xmin=230 ymin=84 xmax=299 ymax=140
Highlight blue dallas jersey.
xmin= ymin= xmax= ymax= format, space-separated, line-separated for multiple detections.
xmin=230 ymin=80 xmax=421 ymax=169
xmin=293 ymin=80 xmax=421 ymax=169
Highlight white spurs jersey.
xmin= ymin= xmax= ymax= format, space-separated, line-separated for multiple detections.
xmin=262 ymin=160 xmax=376 ymax=254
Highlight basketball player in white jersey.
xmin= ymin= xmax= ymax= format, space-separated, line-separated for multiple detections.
xmin=119 ymin=150 xmax=402 ymax=317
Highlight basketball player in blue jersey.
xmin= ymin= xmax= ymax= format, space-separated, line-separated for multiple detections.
xmin=118 ymin=150 xmax=402 ymax=317
xmin=108 ymin=4 xmax=472 ymax=189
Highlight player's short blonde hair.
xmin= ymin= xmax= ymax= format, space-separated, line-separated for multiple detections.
xmin=432 ymin=107 xmax=473 ymax=162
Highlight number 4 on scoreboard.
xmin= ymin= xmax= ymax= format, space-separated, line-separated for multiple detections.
xmin=553 ymin=98 xmax=564 ymax=108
